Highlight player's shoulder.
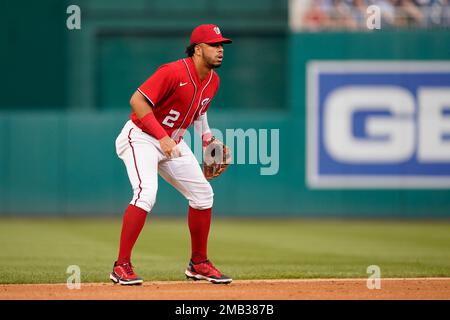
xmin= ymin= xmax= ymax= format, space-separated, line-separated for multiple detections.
xmin=212 ymin=70 xmax=220 ymax=87
xmin=163 ymin=59 xmax=187 ymax=72
xmin=154 ymin=59 xmax=185 ymax=81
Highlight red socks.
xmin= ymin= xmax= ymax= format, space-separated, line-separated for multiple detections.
xmin=188 ymin=206 xmax=212 ymax=264
xmin=117 ymin=204 xmax=148 ymax=264
xmin=117 ymin=204 xmax=211 ymax=265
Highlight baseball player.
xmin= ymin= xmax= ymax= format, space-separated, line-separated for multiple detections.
xmin=110 ymin=24 xmax=233 ymax=285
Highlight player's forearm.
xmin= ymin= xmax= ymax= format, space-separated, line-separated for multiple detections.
xmin=130 ymin=90 xmax=168 ymax=140
xmin=194 ymin=113 xmax=213 ymax=147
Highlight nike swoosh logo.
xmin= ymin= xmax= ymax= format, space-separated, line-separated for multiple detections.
xmin=179 ymin=82 xmax=188 ymax=87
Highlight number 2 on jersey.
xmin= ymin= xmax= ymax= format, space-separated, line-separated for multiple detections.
xmin=162 ymin=109 xmax=180 ymax=127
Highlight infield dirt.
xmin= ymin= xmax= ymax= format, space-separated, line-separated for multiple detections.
xmin=1 ymin=278 xmax=449 ymax=300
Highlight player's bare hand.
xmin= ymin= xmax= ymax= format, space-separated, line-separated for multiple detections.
xmin=159 ymin=136 xmax=180 ymax=158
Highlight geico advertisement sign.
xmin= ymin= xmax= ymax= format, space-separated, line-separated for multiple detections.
xmin=307 ymin=61 xmax=450 ymax=189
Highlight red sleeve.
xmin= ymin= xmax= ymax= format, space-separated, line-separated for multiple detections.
xmin=138 ymin=65 xmax=177 ymax=107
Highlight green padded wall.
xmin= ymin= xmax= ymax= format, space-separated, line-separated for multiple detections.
xmin=97 ymin=33 xmax=287 ymax=110
xmin=0 ymin=0 xmax=67 ymax=109
xmin=1 ymin=0 xmax=450 ymax=217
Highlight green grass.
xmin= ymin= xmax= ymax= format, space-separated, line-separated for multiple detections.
xmin=0 ymin=218 xmax=449 ymax=284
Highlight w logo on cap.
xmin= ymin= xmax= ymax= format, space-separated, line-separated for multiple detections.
xmin=190 ymin=24 xmax=232 ymax=45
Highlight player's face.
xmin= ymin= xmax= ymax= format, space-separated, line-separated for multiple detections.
xmin=199 ymin=42 xmax=224 ymax=69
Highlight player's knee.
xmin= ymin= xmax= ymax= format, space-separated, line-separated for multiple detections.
xmin=132 ymin=187 xmax=157 ymax=213
xmin=189 ymin=184 xmax=214 ymax=210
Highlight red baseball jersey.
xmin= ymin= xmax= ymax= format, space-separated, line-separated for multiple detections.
xmin=131 ymin=57 xmax=220 ymax=142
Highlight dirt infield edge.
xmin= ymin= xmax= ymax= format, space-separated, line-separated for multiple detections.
xmin=1 ymin=278 xmax=449 ymax=300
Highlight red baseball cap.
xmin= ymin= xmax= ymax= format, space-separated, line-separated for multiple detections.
xmin=190 ymin=24 xmax=232 ymax=45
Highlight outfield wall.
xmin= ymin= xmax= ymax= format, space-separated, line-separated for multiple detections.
xmin=289 ymin=31 xmax=450 ymax=218
xmin=1 ymin=31 xmax=450 ymax=217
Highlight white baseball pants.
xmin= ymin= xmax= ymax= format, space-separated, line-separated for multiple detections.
xmin=115 ymin=120 xmax=214 ymax=212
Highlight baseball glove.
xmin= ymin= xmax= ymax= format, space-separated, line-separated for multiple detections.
xmin=203 ymin=136 xmax=231 ymax=180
